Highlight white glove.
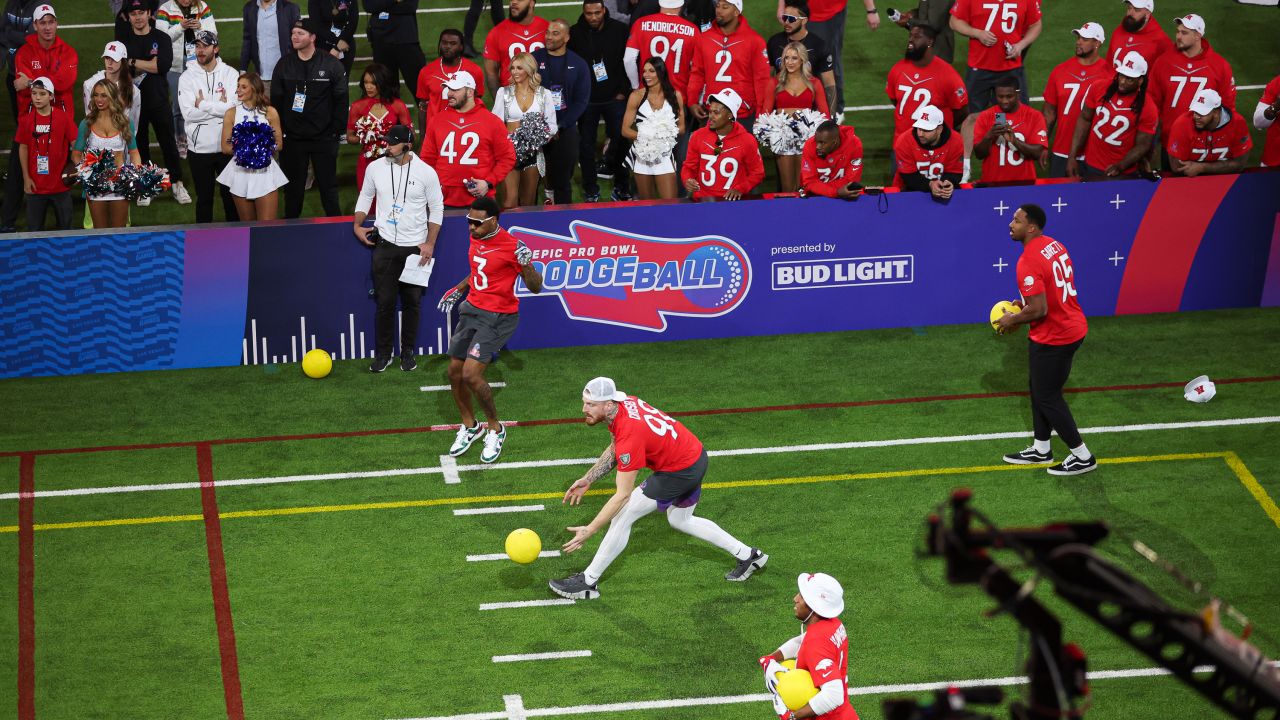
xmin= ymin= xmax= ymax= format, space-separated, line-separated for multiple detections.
xmin=515 ymin=239 xmax=533 ymax=266
xmin=763 ymin=659 xmax=784 ymax=694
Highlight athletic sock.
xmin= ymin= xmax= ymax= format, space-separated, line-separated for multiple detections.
xmin=1033 ymin=439 xmax=1051 ymax=454
xmin=1071 ymin=443 xmax=1092 ymax=460
xmin=582 ymin=570 xmax=599 ymax=586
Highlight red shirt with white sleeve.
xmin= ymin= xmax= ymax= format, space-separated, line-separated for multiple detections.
xmin=892 ymin=126 xmax=965 ymax=187
xmin=483 ymin=17 xmax=551 ymax=87
xmin=885 ymin=56 xmax=967 ymax=139
xmin=949 ymin=0 xmax=1042 ymax=72
xmin=1081 ymin=86 xmax=1158 ymax=173
xmin=626 ymin=13 xmax=700 ymax=98
xmin=1166 ymin=109 xmax=1252 ymax=164
xmin=1147 ymin=41 xmax=1237 ymax=144
xmin=686 ymin=17 xmax=771 ymax=117
xmin=1260 ymin=76 xmax=1280 ymax=167
xmin=419 ymin=103 xmax=516 ymax=207
xmin=416 ymin=57 xmax=486 ymax=127
xmin=1016 ymin=234 xmax=1087 ymax=346
xmin=786 ymin=616 xmax=858 ymax=720
xmin=801 ymin=125 xmax=863 ymax=197
xmin=972 ymin=102 xmax=1047 ymax=183
xmin=609 ymin=396 xmax=703 ymax=473
xmin=1042 ymin=56 xmax=1114 ymax=157
xmin=1105 ymin=16 xmax=1174 ymax=70
xmin=680 ymin=122 xmax=765 ymax=200
xmin=465 ymin=227 xmax=525 ymax=315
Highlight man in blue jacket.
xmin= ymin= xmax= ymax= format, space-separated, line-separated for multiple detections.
xmin=532 ymin=18 xmax=589 ymax=204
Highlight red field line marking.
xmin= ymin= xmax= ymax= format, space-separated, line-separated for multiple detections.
xmin=3 ymin=375 xmax=1279 ymax=459
xmin=198 ymin=444 xmax=245 ymax=720
xmin=18 ymin=454 xmax=35 ymax=720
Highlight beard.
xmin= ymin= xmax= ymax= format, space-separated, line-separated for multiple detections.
xmin=1121 ymin=15 xmax=1144 ymax=33
xmin=904 ymin=45 xmax=927 ymax=61
xmin=509 ymin=5 xmax=527 ymax=22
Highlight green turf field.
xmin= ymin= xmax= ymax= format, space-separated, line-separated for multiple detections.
xmin=2 ymin=307 xmax=1279 ymax=719
xmin=4 ymin=0 xmax=1277 ymax=230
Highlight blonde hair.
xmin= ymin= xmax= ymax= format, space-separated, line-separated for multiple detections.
xmin=776 ymin=41 xmax=814 ymax=92
xmin=86 ymin=79 xmax=132 ymax=144
xmin=507 ymin=52 xmax=542 ymax=90
xmin=237 ymin=71 xmax=271 ymax=111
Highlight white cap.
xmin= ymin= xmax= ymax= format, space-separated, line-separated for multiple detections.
xmin=658 ymin=0 xmax=684 ymax=7
xmin=102 ymin=41 xmax=127 ymax=61
xmin=1123 ymin=0 xmax=1153 ymax=11
xmin=32 ymin=3 xmax=55 ymax=19
xmin=1115 ymin=50 xmax=1148 ymax=78
xmin=709 ymin=87 xmax=743 ymax=117
xmin=723 ymin=0 xmax=743 ymax=12
xmin=912 ymin=104 xmax=944 ymax=131
xmin=797 ymin=573 xmax=844 ymax=618
xmin=1174 ymin=13 xmax=1205 ymax=35
xmin=443 ymin=70 xmax=477 ymax=91
xmin=1072 ymin=22 xmax=1105 ymax=43
xmin=28 ymin=76 xmax=54 ymax=92
xmin=583 ymin=377 xmax=627 ymax=403
xmin=1184 ymin=375 xmax=1216 ymax=403
xmin=1189 ymin=88 xmax=1222 ymax=116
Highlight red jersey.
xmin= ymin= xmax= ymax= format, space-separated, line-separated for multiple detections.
xmin=1042 ymin=56 xmax=1114 ymax=157
xmin=949 ymin=0 xmax=1041 ymax=72
xmin=1166 ymin=109 xmax=1252 ymax=164
xmin=1016 ymin=235 xmax=1087 ymax=346
xmin=1105 ymin=16 xmax=1174 ymax=71
xmin=466 ymin=227 xmax=525 ymax=315
xmin=1148 ymin=42 xmax=1237 ymax=144
xmin=1081 ymin=86 xmax=1158 ymax=173
xmin=483 ymin=17 xmax=550 ymax=87
xmin=790 ymin=617 xmax=859 ymax=720
xmin=1261 ymin=76 xmax=1280 ymax=167
xmin=885 ymin=56 xmax=967 ymax=139
xmin=686 ymin=17 xmax=771 ymax=117
xmin=972 ymin=102 xmax=1047 ymax=183
xmin=416 ymin=57 xmax=486 ymax=127
xmin=800 ymin=125 xmax=863 ymax=197
xmin=419 ymin=103 xmax=517 ymax=207
xmin=15 ymin=107 xmax=76 ymax=196
xmin=892 ymin=126 xmax=965 ymax=186
xmin=679 ymin=123 xmax=765 ymax=200
xmin=808 ymin=0 xmax=847 ymax=23
xmin=626 ymin=12 xmax=700 ymax=98
xmin=14 ymin=34 xmax=78 ymax=115
xmin=609 ymin=396 xmax=703 ymax=473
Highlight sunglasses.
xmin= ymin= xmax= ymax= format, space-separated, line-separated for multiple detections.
xmin=466 ymin=216 xmax=491 ymax=226
xmin=781 ymin=13 xmax=805 ymax=22
xmin=713 ymin=137 xmax=724 ymax=156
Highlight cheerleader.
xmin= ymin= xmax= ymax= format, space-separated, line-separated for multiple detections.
xmin=622 ymin=56 xmax=685 ymax=200
xmin=346 ymin=63 xmax=412 ymax=195
xmin=761 ymin=42 xmax=829 ymax=192
xmin=72 ymin=80 xmax=142 ymax=230
xmin=217 ymin=71 xmax=288 ymax=220
xmin=491 ymin=52 xmax=557 ymax=208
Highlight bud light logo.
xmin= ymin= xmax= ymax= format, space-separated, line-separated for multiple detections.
xmin=511 ymin=220 xmax=751 ymax=331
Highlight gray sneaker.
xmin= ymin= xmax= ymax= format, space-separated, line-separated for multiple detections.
xmin=549 ymin=572 xmax=600 ymax=600
xmin=449 ymin=422 xmax=484 ymax=457
xmin=726 ymin=548 xmax=768 ymax=581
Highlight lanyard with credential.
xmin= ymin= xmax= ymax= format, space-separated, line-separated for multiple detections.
xmin=387 ymin=158 xmax=411 ymax=243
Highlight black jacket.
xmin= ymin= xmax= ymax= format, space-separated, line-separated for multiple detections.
xmin=568 ymin=12 xmax=630 ymax=104
xmin=309 ymin=0 xmax=358 ymax=52
xmin=363 ymin=0 xmax=418 ymax=45
xmin=269 ymin=49 xmax=349 ymax=140
xmin=240 ymin=0 xmax=301 ymax=75
xmin=0 ymin=0 xmax=40 ymax=73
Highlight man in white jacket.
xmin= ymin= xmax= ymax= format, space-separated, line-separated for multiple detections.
xmin=178 ymin=31 xmax=239 ymax=222
xmin=158 ymin=0 xmax=216 ymax=153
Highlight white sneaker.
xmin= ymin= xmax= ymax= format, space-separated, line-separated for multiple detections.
xmin=480 ymin=427 xmax=506 ymax=464
xmin=172 ymin=182 xmax=192 ymax=205
xmin=449 ymin=422 xmax=484 ymax=457
xmin=136 ymin=195 xmax=152 ymax=207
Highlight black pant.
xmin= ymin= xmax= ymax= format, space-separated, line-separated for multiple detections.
xmin=372 ymin=240 xmax=426 ymax=358
xmin=280 ymin=138 xmax=341 ymax=218
xmin=136 ymin=87 xmax=184 ymax=183
xmin=544 ymin=124 xmax=579 ymax=204
xmin=0 ymin=144 xmax=22 ymax=228
xmin=25 ymin=191 xmax=73 ymax=231
xmin=464 ymin=0 xmax=504 ymax=45
xmin=188 ymin=151 xmax=240 ymax=223
xmin=1028 ymin=338 xmax=1084 ymax=448
xmin=578 ymin=99 xmax=628 ymax=197
xmin=372 ymin=41 xmax=426 ymax=100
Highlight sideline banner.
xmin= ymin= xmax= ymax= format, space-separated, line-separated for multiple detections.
xmin=2 ymin=172 xmax=1278 ymax=378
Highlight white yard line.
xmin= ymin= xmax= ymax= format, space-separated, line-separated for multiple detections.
xmin=423 ymin=382 xmax=505 ymax=392
xmin=440 ymin=454 xmax=461 ymax=484
xmin=452 ymin=504 xmax=545 ymax=516
xmin=491 ymin=650 xmax=591 ymax=664
xmin=467 ymin=551 xmax=561 ymax=562
xmin=479 ymin=599 xmax=575 ymax=611
xmin=5 ymin=415 xmax=1276 ymax=501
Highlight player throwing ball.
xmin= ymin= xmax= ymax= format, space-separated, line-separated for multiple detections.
xmin=549 ymin=377 xmax=767 ymax=600
xmin=996 ymin=203 xmax=1096 ymax=476
xmin=758 ymin=573 xmax=859 ymax=720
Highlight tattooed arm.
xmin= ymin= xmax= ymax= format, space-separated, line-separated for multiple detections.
xmin=563 ymin=443 xmax=616 ymax=506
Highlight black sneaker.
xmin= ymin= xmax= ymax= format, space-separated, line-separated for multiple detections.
xmin=1047 ymin=454 xmax=1098 ymax=476
xmin=369 ymin=356 xmax=393 ymax=373
xmin=1003 ymin=447 xmax=1053 ymax=465
xmin=611 ymin=188 xmax=633 ymax=202
xmin=400 ymin=355 xmax=417 ymax=372
xmin=584 ymin=192 xmax=600 ymax=203
xmin=596 ymin=161 xmax=613 ymax=180
xmin=726 ymin=548 xmax=768 ymax=581
xmin=549 ymin=572 xmax=600 ymax=600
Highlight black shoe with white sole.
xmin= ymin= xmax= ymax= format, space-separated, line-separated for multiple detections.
xmin=1003 ymin=447 xmax=1053 ymax=465
xmin=369 ymin=356 xmax=393 ymax=373
xmin=400 ymin=355 xmax=417 ymax=372
xmin=726 ymin=548 xmax=768 ymax=581
xmin=549 ymin=572 xmax=600 ymax=600
xmin=1047 ymin=454 xmax=1098 ymax=476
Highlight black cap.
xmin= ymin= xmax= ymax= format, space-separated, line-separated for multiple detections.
xmin=194 ymin=30 xmax=218 ymax=46
xmin=384 ymin=125 xmax=414 ymax=145
xmin=124 ymin=0 xmax=149 ymax=11
xmin=292 ymin=18 xmax=325 ymax=36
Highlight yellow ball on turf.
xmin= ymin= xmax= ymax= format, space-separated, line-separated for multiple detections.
xmin=777 ymin=668 xmax=819 ymax=711
xmin=302 ymin=349 xmax=333 ymax=378
xmin=989 ymin=300 xmax=1020 ymax=332
xmin=505 ymin=528 xmax=541 ymax=564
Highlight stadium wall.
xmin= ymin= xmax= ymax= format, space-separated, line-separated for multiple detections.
xmin=3 ymin=172 xmax=1279 ymax=379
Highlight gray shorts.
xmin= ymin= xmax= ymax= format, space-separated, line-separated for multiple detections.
xmin=640 ymin=449 xmax=708 ymax=508
xmin=447 ymin=300 xmax=520 ymax=362
xmin=964 ymin=66 xmax=1030 ymax=113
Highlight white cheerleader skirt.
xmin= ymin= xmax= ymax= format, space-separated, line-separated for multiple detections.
xmin=629 ymin=150 xmax=677 ymax=176
xmin=217 ymin=159 xmax=289 ymax=200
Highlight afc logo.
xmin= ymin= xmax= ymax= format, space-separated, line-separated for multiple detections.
xmin=31 ymin=60 xmax=43 ymax=69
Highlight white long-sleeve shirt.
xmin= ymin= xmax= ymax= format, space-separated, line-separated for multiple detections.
xmin=178 ymin=58 xmax=240 ymax=154
xmin=157 ymin=0 xmax=218 ymax=73
xmin=355 ymin=152 xmax=445 ymax=247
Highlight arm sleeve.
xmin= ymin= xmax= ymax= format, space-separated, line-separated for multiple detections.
xmin=395 ymin=99 xmax=411 ymax=126
xmin=83 ymin=80 xmax=93 ymax=117
xmin=777 ymin=634 xmax=803 ymax=659
xmin=329 ymin=62 xmax=349 ymax=135
xmin=540 ymin=88 xmax=559 ymax=136
xmin=687 ymin=41 xmax=705 ymax=106
xmin=240 ymin=4 xmax=253 ymax=70
xmin=159 ymin=6 xmax=185 ymax=44
xmin=623 ymin=47 xmax=640 ymax=89
xmin=354 ymin=166 xmax=375 ymax=214
xmin=751 ymin=43 xmax=771 ymax=116
xmin=53 ymin=51 xmax=78 ymax=96
xmin=736 ymin=139 xmax=765 ymax=193
xmin=679 ymin=139 xmax=699 ymax=185
xmin=419 ymin=126 xmax=437 ymax=165
xmin=562 ymin=61 xmax=590 ymax=128
xmin=155 ymin=34 xmax=173 ymax=75
xmin=73 ymin=120 xmax=90 ymax=151
xmin=487 ymin=122 xmax=517 ymax=186
xmin=806 ymin=679 xmax=846 ymax=716
xmin=1255 ymin=100 xmax=1275 ymax=130
xmin=900 ymin=171 xmax=931 ymax=192
xmin=423 ymin=165 xmax=444 ymax=226
xmin=269 ymin=64 xmax=285 ymax=108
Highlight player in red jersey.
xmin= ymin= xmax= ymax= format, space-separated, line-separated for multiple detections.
xmin=996 ymin=204 xmax=1096 ymax=476
xmin=687 ymin=0 xmax=772 ymax=127
xmin=1105 ymin=0 xmax=1172 ymax=70
xmin=549 ymin=377 xmax=768 ymax=600
xmin=1042 ymin=22 xmax=1114 ymax=178
xmin=680 ymin=88 xmax=765 ymax=201
xmin=1147 ymin=15 xmax=1236 ymax=152
xmin=416 ymin=29 xmax=486 ymax=135
xmin=1067 ymin=51 xmax=1156 ymax=179
xmin=800 ymin=120 xmax=863 ymax=199
xmin=437 ymin=197 xmax=543 ymax=464
xmin=1166 ymin=89 xmax=1252 ymax=177
xmin=892 ymin=104 xmax=963 ymax=201
xmin=759 ymin=573 xmax=860 ymax=720
xmin=885 ymin=23 xmax=967 ymax=143
xmin=482 ymin=0 xmax=550 ymax=89
xmin=972 ymin=75 xmax=1046 ymax=183
xmin=1255 ymin=75 xmax=1280 ymax=168
xmin=626 ymin=0 xmax=700 ymax=100
xmin=419 ymin=71 xmax=516 ymax=208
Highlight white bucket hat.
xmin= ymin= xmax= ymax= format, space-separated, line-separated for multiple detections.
xmin=1184 ymin=376 xmax=1216 ymax=403
xmin=797 ymin=572 xmax=844 ymax=618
